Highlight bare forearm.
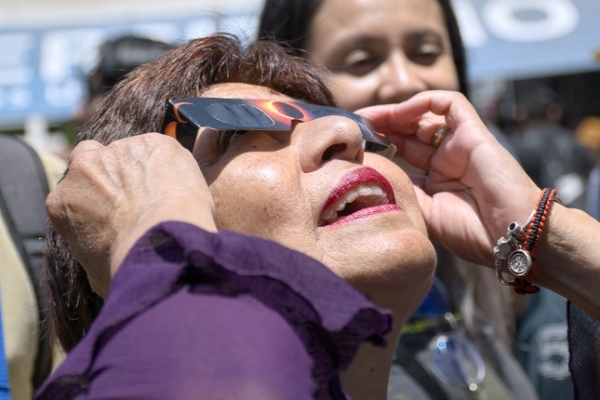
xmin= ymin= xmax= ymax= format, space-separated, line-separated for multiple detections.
xmin=533 ymin=204 xmax=600 ymax=320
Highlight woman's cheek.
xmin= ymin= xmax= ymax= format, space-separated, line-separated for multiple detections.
xmin=209 ymin=162 xmax=298 ymax=235
xmin=329 ymin=74 xmax=379 ymax=111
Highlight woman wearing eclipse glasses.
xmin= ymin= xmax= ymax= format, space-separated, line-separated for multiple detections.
xmin=39 ymin=35 xmax=599 ymax=399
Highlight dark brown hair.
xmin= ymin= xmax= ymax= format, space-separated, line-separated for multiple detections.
xmin=45 ymin=33 xmax=336 ymax=352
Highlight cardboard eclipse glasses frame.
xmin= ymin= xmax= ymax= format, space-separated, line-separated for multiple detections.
xmin=161 ymin=98 xmax=397 ymax=159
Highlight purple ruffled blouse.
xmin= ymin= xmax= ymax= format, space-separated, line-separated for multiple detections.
xmin=36 ymin=221 xmax=392 ymax=399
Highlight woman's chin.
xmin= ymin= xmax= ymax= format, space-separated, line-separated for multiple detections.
xmin=323 ymin=230 xmax=437 ymax=305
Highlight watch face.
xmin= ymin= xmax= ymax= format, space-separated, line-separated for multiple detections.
xmin=507 ymin=249 xmax=532 ymax=277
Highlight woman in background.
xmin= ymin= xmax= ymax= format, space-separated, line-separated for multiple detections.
xmin=258 ymin=1 xmax=563 ymax=398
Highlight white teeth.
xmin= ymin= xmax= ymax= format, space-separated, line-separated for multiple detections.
xmin=321 ymin=184 xmax=390 ymax=225
xmin=323 ymin=208 xmax=337 ymax=221
xmin=358 ymin=187 xmax=373 ymax=197
xmin=335 ymin=200 xmax=347 ymax=211
xmin=373 ymin=187 xmax=385 ymax=197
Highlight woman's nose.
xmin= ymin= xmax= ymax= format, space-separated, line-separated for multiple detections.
xmin=293 ymin=116 xmax=364 ymax=172
xmin=377 ymin=52 xmax=427 ymax=104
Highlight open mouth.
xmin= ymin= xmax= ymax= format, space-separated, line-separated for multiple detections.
xmin=320 ymin=184 xmax=391 ymax=226
xmin=319 ymin=167 xmax=399 ymax=227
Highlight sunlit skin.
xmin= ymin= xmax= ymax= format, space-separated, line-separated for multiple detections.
xmin=306 ymin=0 xmax=459 ymax=111
xmin=192 ymin=83 xmax=436 ymax=398
xmin=194 ymin=83 xmax=435 ymax=304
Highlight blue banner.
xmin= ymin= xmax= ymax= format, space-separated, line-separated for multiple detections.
xmin=452 ymin=0 xmax=600 ymax=81
xmin=0 ymin=12 xmax=257 ymax=128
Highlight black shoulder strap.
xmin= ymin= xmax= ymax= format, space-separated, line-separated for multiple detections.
xmin=0 ymin=134 xmax=53 ymax=389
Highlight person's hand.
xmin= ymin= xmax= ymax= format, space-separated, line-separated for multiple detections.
xmin=357 ymin=90 xmax=540 ymax=266
xmin=46 ymin=133 xmax=217 ymax=296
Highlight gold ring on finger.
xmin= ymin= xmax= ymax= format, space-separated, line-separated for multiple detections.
xmin=432 ymin=123 xmax=450 ymax=147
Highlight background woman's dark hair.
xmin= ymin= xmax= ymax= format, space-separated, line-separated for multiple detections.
xmin=258 ymin=0 xmax=469 ymax=98
xmin=44 ymin=33 xmax=336 ymax=352
xmin=86 ymin=35 xmax=175 ymax=98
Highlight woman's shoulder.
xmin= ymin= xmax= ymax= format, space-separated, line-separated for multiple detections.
xmin=37 ymin=221 xmax=392 ymax=399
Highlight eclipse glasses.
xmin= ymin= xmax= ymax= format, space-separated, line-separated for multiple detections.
xmin=161 ymin=98 xmax=397 ymax=159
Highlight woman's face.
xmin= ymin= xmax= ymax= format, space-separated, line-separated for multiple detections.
xmin=305 ymin=0 xmax=459 ymax=111
xmin=193 ymin=82 xmax=436 ymax=310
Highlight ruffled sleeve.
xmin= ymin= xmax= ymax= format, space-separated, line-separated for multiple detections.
xmin=36 ymin=221 xmax=391 ymax=400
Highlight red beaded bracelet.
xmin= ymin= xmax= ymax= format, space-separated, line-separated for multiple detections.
xmin=493 ymin=188 xmax=561 ymax=295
